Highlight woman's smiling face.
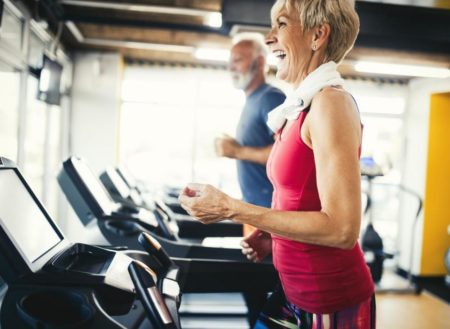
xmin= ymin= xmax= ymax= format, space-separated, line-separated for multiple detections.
xmin=266 ymin=9 xmax=315 ymax=87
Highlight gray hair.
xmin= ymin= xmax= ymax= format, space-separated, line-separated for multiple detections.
xmin=232 ymin=32 xmax=268 ymax=59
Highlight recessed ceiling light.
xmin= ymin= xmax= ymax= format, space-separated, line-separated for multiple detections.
xmin=194 ymin=48 xmax=230 ymax=62
xmin=354 ymin=61 xmax=450 ymax=79
xmin=205 ymin=13 xmax=222 ymax=28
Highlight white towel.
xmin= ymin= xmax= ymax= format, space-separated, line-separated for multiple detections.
xmin=267 ymin=61 xmax=344 ymax=133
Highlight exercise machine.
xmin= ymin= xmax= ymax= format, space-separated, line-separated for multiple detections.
xmin=0 ymin=157 xmax=182 ymax=328
xmin=360 ymin=157 xmax=422 ymax=293
xmin=57 ymin=156 xmax=277 ymax=294
xmin=99 ymin=166 xmax=242 ymax=239
xmin=115 ymin=165 xmax=189 ymax=218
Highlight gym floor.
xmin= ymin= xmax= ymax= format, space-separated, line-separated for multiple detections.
xmin=376 ymin=293 xmax=450 ymax=329
xmin=178 ymin=270 xmax=450 ymax=329
xmin=374 ymin=270 xmax=449 ymax=329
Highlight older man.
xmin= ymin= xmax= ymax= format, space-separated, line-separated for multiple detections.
xmin=215 ymin=34 xmax=285 ymax=231
xmin=214 ymin=34 xmax=285 ymax=327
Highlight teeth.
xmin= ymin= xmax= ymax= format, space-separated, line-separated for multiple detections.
xmin=274 ymin=50 xmax=286 ymax=59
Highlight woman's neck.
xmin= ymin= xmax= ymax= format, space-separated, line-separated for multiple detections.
xmin=292 ymin=54 xmax=327 ymax=89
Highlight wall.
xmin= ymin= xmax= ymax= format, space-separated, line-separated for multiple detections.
xmin=64 ymin=52 xmax=122 ymax=239
xmin=70 ymin=52 xmax=123 ymax=173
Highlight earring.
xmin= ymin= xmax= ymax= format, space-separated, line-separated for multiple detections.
xmin=312 ymin=44 xmax=317 ymax=51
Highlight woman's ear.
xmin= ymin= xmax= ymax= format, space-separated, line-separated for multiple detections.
xmin=311 ymin=23 xmax=331 ymax=51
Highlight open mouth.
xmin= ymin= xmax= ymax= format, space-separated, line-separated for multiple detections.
xmin=274 ymin=50 xmax=286 ymax=61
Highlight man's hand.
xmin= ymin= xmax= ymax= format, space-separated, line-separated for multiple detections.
xmin=215 ymin=134 xmax=241 ymax=159
xmin=241 ymin=229 xmax=272 ymax=263
xmin=215 ymin=134 xmax=273 ymax=165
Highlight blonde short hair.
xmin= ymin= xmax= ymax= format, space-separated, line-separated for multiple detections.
xmin=232 ymin=32 xmax=268 ymax=59
xmin=271 ymin=0 xmax=359 ymax=63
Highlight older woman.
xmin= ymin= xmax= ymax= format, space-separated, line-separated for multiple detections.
xmin=179 ymin=0 xmax=375 ymax=328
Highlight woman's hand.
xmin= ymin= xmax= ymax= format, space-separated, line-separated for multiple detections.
xmin=178 ymin=183 xmax=234 ymax=224
xmin=241 ymin=229 xmax=272 ymax=263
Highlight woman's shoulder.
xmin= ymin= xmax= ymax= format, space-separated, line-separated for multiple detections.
xmin=314 ymin=86 xmax=353 ymax=105
xmin=310 ymin=87 xmax=357 ymax=118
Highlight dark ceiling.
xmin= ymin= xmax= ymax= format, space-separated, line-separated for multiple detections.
xmin=24 ymin=0 xmax=450 ymax=77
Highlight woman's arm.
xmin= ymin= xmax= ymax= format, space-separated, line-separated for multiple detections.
xmin=180 ymin=89 xmax=362 ymax=250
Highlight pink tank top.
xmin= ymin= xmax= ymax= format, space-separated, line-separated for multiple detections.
xmin=266 ymin=109 xmax=374 ymax=314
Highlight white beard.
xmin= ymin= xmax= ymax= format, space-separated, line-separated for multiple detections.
xmin=231 ymin=70 xmax=254 ymax=90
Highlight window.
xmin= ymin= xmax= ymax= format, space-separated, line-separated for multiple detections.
xmin=22 ymin=75 xmax=61 ymax=219
xmin=120 ymin=64 xmax=244 ymax=197
xmin=22 ymin=76 xmax=47 ymax=198
xmin=0 ymin=61 xmax=20 ymax=161
xmin=346 ymin=80 xmax=409 ymax=255
xmin=346 ymin=80 xmax=408 ymax=183
xmin=0 ymin=4 xmax=69 ymax=223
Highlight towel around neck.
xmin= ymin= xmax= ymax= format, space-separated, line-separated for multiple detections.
xmin=267 ymin=61 xmax=344 ymax=133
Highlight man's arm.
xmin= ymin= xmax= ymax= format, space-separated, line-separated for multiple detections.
xmin=215 ymin=135 xmax=273 ymax=165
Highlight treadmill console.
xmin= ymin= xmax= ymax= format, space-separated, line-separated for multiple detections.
xmin=0 ymin=165 xmax=68 ymax=280
xmin=100 ymin=167 xmax=147 ymax=212
xmin=0 ymin=160 xmax=133 ymax=292
xmin=59 ymin=157 xmax=179 ymax=240
xmin=117 ymin=164 xmax=138 ymax=189
xmin=100 ymin=168 xmax=130 ymax=199
xmin=0 ymin=170 xmax=63 ymax=263
xmin=0 ymin=157 xmax=182 ymax=328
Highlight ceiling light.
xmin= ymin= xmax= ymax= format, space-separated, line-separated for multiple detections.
xmin=61 ymin=1 xmax=222 ymax=27
xmin=194 ymin=48 xmax=230 ymax=62
xmin=84 ymin=38 xmax=194 ymax=53
xmin=354 ymin=61 xmax=450 ymax=79
xmin=205 ymin=12 xmax=222 ymax=28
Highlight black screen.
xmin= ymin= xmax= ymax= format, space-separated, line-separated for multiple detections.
xmin=72 ymin=160 xmax=115 ymax=215
xmin=37 ymin=55 xmax=63 ymax=106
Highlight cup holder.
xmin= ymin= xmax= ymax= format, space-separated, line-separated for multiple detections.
xmin=17 ymin=290 xmax=95 ymax=329
xmin=104 ymin=219 xmax=141 ymax=236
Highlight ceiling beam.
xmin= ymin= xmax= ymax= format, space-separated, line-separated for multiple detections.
xmin=76 ymin=23 xmax=230 ymax=46
xmin=60 ymin=0 xmax=220 ymax=17
xmin=64 ymin=14 xmax=226 ymax=34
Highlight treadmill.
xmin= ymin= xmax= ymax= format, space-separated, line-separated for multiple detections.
xmin=100 ymin=166 xmax=243 ymax=239
xmin=115 ymin=165 xmax=189 ymax=218
xmin=58 ymin=156 xmax=277 ymax=294
xmin=0 ymin=157 xmax=182 ymax=329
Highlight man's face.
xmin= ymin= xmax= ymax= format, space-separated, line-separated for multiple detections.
xmin=229 ymin=42 xmax=257 ymax=90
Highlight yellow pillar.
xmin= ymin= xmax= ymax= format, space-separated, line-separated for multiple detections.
xmin=421 ymin=92 xmax=450 ymax=275
xmin=436 ymin=0 xmax=450 ymax=9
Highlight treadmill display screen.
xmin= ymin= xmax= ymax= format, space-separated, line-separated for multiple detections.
xmin=0 ymin=170 xmax=62 ymax=263
xmin=72 ymin=160 xmax=114 ymax=214
xmin=107 ymin=168 xmax=130 ymax=199
xmin=117 ymin=165 xmax=137 ymax=188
